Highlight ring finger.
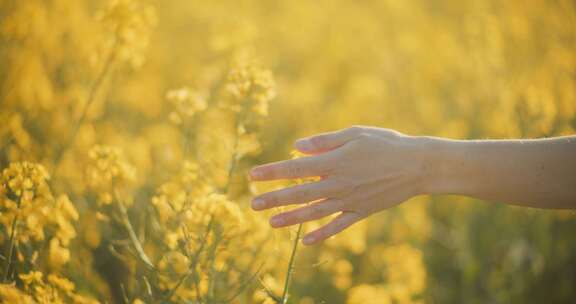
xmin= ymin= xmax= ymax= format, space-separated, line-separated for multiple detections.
xmin=269 ymin=198 xmax=345 ymax=227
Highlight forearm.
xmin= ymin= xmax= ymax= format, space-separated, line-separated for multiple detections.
xmin=422 ymin=135 xmax=576 ymax=209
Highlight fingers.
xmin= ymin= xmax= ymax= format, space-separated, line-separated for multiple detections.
xmin=250 ymin=126 xmax=365 ymax=180
xmin=251 ymin=180 xmax=342 ymax=210
xmin=250 ymin=154 xmax=332 ymax=181
xmin=302 ymin=211 xmax=365 ymax=246
xmin=269 ymin=198 xmax=344 ymax=227
xmin=294 ymin=126 xmax=363 ymax=154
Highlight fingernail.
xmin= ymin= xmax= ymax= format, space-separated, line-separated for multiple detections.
xmin=270 ymin=216 xmax=284 ymax=227
xmin=302 ymin=235 xmax=315 ymax=245
xmin=250 ymin=169 xmax=263 ymax=180
xmin=252 ymin=198 xmax=266 ymax=209
xmin=295 ymin=139 xmax=314 ymax=152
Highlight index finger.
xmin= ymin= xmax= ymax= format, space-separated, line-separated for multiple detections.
xmin=250 ymin=155 xmax=332 ymax=181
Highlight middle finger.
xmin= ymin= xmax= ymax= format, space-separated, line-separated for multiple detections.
xmin=251 ymin=179 xmax=341 ymax=210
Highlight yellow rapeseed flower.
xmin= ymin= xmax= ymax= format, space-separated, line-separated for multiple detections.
xmin=166 ymin=87 xmax=207 ymax=124
xmin=225 ymin=64 xmax=276 ymax=117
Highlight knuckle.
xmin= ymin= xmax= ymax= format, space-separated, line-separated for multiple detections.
xmin=334 ymin=219 xmax=347 ymax=231
xmin=340 ymin=198 xmax=359 ymax=212
xmin=316 ymin=229 xmax=328 ymax=239
xmin=273 ymin=191 xmax=287 ymax=203
xmin=354 ymin=209 xmax=369 ymax=218
xmin=339 ymin=176 xmax=355 ymax=188
xmin=332 ymin=177 xmax=359 ymax=194
xmin=310 ymin=135 xmax=327 ymax=149
xmin=286 ymin=162 xmax=300 ymax=178
xmin=325 ymin=155 xmax=347 ymax=176
xmin=283 ymin=213 xmax=297 ymax=224
xmin=319 ymin=152 xmax=339 ymax=171
xmin=331 ymin=198 xmax=347 ymax=209
xmin=355 ymin=133 xmax=373 ymax=143
xmin=337 ymin=134 xmax=372 ymax=155
xmin=347 ymin=134 xmax=374 ymax=152
xmin=294 ymin=188 xmax=310 ymax=201
xmin=381 ymin=128 xmax=402 ymax=138
xmin=309 ymin=205 xmax=325 ymax=217
xmin=347 ymin=125 xmax=365 ymax=135
xmin=263 ymin=193 xmax=279 ymax=206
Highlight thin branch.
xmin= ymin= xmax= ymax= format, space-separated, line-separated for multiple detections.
xmin=220 ymin=262 xmax=266 ymax=303
xmin=108 ymin=244 xmax=131 ymax=264
xmin=222 ymin=92 xmax=252 ymax=195
xmin=163 ymin=218 xmax=214 ymax=302
xmin=114 ymin=190 xmax=155 ymax=270
xmin=219 ymin=233 xmax=272 ymax=301
xmin=120 ymin=283 xmax=130 ymax=304
xmin=53 ymin=42 xmax=117 ymax=171
xmin=257 ymin=276 xmax=283 ymax=303
xmin=2 ymin=196 xmax=21 ymax=283
xmin=223 ymin=112 xmax=243 ymax=194
xmin=2 ymin=213 xmax=18 ymax=282
xmin=142 ymin=275 xmax=154 ymax=303
xmin=206 ymin=228 xmax=223 ymax=301
xmin=280 ymin=223 xmax=303 ymax=304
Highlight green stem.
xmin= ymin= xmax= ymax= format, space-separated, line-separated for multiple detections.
xmin=181 ymin=118 xmax=196 ymax=159
xmin=164 ymin=218 xmax=214 ymax=301
xmin=223 ymin=91 xmax=253 ymax=195
xmin=53 ymin=43 xmax=117 ymax=170
xmin=280 ymin=223 xmax=303 ymax=304
xmin=114 ymin=190 xmax=155 ymax=270
xmin=2 ymin=213 xmax=18 ymax=282
xmin=206 ymin=228 xmax=223 ymax=302
xmin=222 ymin=262 xmax=265 ymax=303
xmin=223 ymin=112 xmax=243 ymax=194
xmin=164 ymin=218 xmax=213 ymax=302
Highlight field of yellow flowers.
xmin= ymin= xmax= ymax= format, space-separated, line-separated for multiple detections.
xmin=0 ymin=0 xmax=575 ymax=303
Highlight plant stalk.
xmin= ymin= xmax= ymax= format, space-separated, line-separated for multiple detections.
xmin=53 ymin=43 xmax=117 ymax=170
xmin=280 ymin=223 xmax=303 ymax=304
xmin=164 ymin=218 xmax=214 ymax=302
xmin=2 ymin=214 xmax=18 ymax=282
xmin=114 ymin=190 xmax=155 ymax=270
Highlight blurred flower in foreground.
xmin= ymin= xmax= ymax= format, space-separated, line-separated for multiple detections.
xmin=225 ymin=64 xmax=276 ymax=117
xmin=15 ymin=271 xmax=98 ymax=303
xmin=166 ymin=87 xmax=208 ymax=124
xmin=1 ymin=162 xmax=51 ymax=207
xmin=96 ymin=0 xmax=157 ymax=68
xmin=0 ymin=162 xmax=53 ymax=243
xmin=347 ymin=284 xmax=391 ymax=304
xmin=87 ymin=145 xmax=135 ymax=205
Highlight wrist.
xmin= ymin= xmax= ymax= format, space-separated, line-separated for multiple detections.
xmin=416 ymin=136 xmax=471 ymax=196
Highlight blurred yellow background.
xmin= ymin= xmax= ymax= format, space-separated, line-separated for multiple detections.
xmin=0 ymin=0 xmax=575 ymax=303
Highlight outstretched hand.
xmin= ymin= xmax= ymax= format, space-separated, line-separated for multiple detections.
xmin=249 ymin=126 xmax=431 ymax=245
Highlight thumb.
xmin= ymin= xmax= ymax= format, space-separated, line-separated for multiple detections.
xmin=294 ymin=126 xmax=362 ymax=154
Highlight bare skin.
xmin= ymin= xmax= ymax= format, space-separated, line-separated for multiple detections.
xmin=249 ymin=126 xmax=576 ymax=246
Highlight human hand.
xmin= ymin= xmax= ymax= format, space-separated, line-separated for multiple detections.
xmin=249 ymin=126 xmax=432 ymax=245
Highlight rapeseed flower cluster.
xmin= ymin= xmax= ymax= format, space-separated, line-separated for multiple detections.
xmin=87 ymin=145 xmax=136 ymax=205
xmin=96 ymin=0 xmax=157 ymax=68
xmin=225 ymin=65 xmax=276 ymax=117
xmin=166 ymin=88 xmax=208 ymax=125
